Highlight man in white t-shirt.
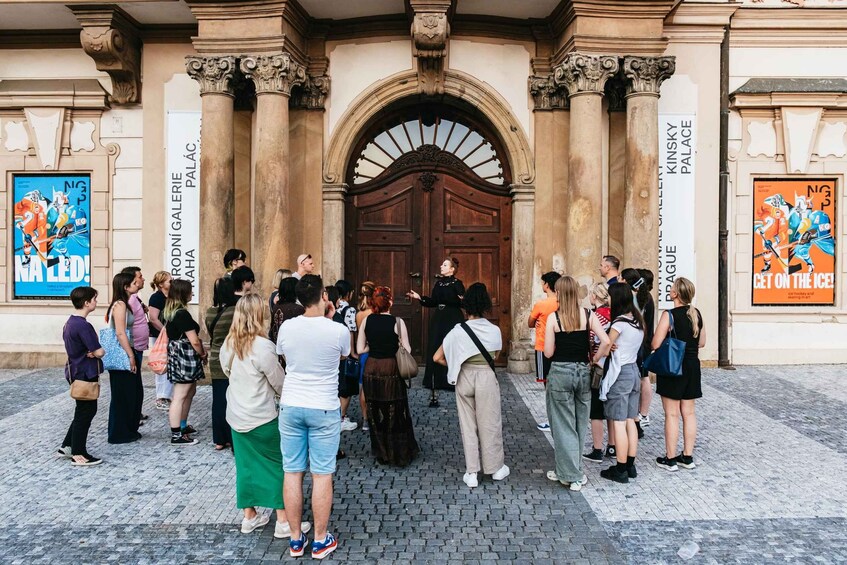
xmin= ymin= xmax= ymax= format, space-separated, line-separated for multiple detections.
xmin=276 ymin=274 xmax=349 ymax=559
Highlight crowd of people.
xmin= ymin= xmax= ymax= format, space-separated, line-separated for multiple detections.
xmin=58 ymin=250 xmax=703 ymax=559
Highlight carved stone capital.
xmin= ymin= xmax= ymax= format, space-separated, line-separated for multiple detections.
xmin=186 ymin=56 xmax=237 ymax=96
xmin=605 ymin=74 xmax=628 ymax=113
xmin=554 ymin=52 xmax=619 ymax=98
xmin=410 ymin=0 xmax=452 ymax=96
xmin=529 ymin=74 xmax=569 ymax=111
xmin=623 ymin=56 xmax=676 ymax=97
xmin=291 ymin=75 xmax=330 ymax=110
xmin=240 ymin=54 xmax=306 ymax=96
xmin=72 ymin=6 xmax=141 ymax=105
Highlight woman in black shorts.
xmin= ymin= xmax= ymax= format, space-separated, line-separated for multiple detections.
xmin=651 ymin=277 xmax=705 ymax=472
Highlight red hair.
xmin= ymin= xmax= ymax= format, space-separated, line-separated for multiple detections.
xmin=368 ymin=286 xmax=392 ymax=314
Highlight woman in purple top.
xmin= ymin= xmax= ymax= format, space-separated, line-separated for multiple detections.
xmin=59 ymin=286 xmax=105 ymax=466
xmin=122 ymin=267 xmax=150 ymax=426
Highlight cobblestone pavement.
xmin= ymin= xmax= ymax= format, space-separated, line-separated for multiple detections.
xmin=0 ymin=365 xmax=845 ymax=563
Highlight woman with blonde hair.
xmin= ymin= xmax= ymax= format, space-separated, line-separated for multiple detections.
xmin=355 ymin=281 xmax=376 ymax=430
xmin=651 ymin=277 xmax=705 ymax=472
xmin=221 ymin=293 xmax=310 ymax=537
xmin=148 ymin=271 xmax=173 ymax=410
xmin=544 ymin=276 xmax=611 ymax=491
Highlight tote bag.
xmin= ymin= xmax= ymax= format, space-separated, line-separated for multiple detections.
xmin=394 ymin=317 xmax=418 ymax=380
xmin=147 ymin=328 xmax=169 ymax=375
xmin=642 ymin=311 xmax=685 ymax=376
xmin=100 ymin=308 xmax=133 ymax=372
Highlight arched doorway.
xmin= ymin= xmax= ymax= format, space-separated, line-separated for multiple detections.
xmin=344 ymin=103 xmax=512 ymax=364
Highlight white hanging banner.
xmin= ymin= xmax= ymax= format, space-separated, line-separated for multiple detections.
xmin=165 ymin=111 xmax=201 ymax=303
xmin=658 ymin=114 xmax=697 ymax=309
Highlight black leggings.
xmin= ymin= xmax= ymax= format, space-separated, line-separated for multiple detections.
xmin=63 ymin=399 xmax=98 ymax=456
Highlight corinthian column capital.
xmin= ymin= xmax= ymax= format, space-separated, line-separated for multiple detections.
xmin=529 ymin=74 xmax=569 ymax=111
xmin=240 ymin=54 xmax=306 ymax=96
xmin=186 ymin=56 xmax=237 ymax=96
xmin=554 ymin=52 xmax=619 ymax=98
xmin=623 ymin=56 xmax=676 ymax=97
xmin=291 ymin=75 xmax=330 ymax=110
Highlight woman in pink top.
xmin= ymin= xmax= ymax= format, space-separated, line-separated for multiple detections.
xmin=122 ymin=267 xmax=150 ymax=425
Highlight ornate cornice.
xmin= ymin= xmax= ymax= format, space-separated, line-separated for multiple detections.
xmin=185 ymin=56 xmax=237 ymax=96
xmin=291 ymin=74 xmax=330 ymax=110
xmin=70 ymin=6 xmax=142 ymax=105
xmin=529 ymin=74 xmax=569 ymax=111
xmin=622 ymin=56 xmax=676 ymax=97
xmin=239 ymin=54 xmax=306 ymax=96
xmin=410 ymin=0 xmax=452 ymax=96
xmin=554 ymin=52 xmax=619 ymax=97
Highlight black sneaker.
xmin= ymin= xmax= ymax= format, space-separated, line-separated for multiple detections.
xmin=605 ymin=445 xmax=616 ymax=459
xmin=182 ymin=425 xmax=197 ymax=435
xmin=600 ymin=466 xmax=629 ymax=484
xmin=635 ymin=420 xmax=644 ymax=439
xmin=171 ymin=434 xmax=198 ymax=446
xmin=627 ymin=465 xmax=637 ymax=479
xmin=675 ymin=455 xmax=696 ymax=469
xmin=71 ymin=455 xmax=102 ymax=466
xmin=656 ymin=456 xmax=679 ymax=472
xmin=336 ymin=449 xmax=347 ymax=460
xmin=582 ymin=448 xmax=603 ymax=463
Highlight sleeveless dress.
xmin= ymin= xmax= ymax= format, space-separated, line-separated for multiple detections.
xmin=655 ymin=306 xmax=703 ymax=400
xmin=420 ymin=276 xmax=465 ymax=391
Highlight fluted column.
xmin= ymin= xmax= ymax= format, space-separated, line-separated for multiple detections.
xmin=240 ymin=54 xmax=306 ymax=294
xmin=186 ymin=56 xmax=236 ymax=318
xmin=555 ymin=52 xmax=619 ymax=298
xmin=622 ymin=56 xmax=675 ymax=282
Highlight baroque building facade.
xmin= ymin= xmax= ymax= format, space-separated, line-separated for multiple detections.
xmin=1 ymin=0 xmax=847 ymax=367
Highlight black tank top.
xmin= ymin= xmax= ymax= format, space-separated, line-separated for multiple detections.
xmin=365 ymin=314 xmax=399 ymax=359
xmin=551 ymin=310 xmax=591 ymax=363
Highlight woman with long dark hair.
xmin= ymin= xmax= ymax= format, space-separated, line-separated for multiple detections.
xmin=357 ymin=286 xmax=419 ymax=466
xmin=599 ymin=283 xmax=645 ymax=483
xmin=269 ymin=277 xmax=304 ymax=356
xmin=621 ymin=268 xmax=655 ymax=435
xmin=107 ymin=272 xmax=142 ymax=444
xmin=408 ymin=258 xmax=465 ymax=406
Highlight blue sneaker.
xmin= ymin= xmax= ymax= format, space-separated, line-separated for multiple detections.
xmin=311 ymin=533 xmax=337 ymax=560
xmin=536 ymin=422 xmax=551 ymax=432
xmin=289 ymin=532 xmax=308 ymax=558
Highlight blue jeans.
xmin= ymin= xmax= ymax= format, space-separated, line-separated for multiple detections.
xmin=279 ymin=405 xmax=341 ymax=475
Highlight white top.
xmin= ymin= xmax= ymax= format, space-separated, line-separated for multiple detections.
xmin=221 ymin=337 xmax=285 ymax=433
xmin=442 ymin=318 xmax=502 ymax=385
xmin=276 ymin=315 xmax=350 ymax=410
xmin=610 ymin=317 xmax=643 ymax=365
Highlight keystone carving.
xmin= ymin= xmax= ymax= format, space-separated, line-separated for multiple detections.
xmin=554 ymin=52 xmax=619 ymax=97
xmin=529 ymin=74 xmax=568 ymax=111
xmin=410 ymin=0 xmax=452 ymax=96
xmin=72 ymin=6 xmax=141 ymax=105
xmin=240 ymin=54 xmax=306 ymax=96
xmin=622 ymin=56 xmax=676 ymax=96
xmin=291 ymin=74 xmax=330 ymax=109
xmin=186 ymin=56 xmax=237 ymax=96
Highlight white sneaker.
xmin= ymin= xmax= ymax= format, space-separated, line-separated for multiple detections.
xmin=362 ymin=422 xmax=370 ymax=432
xmin=274 ymin=519 xmax=311 ymax=539
xmin=56 ymin=446 xmax=72 ymax=459
xmin=492 ymin=465 xmax=510 ymax=481
xmin=569 ymin=474 xmax=588 ymax=492
xmin=463 ymin=472 xmax=478 ymax=488
xmin=340 ymin=417 xmax=358 ymax=432
xmin=639 ymin=413 xmax=650 ymax=426
xmin=241 ymin=510 xmax=270 ymax=533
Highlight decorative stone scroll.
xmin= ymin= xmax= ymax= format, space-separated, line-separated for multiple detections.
xmin=554 ymin=52 xmax=619 ymax=97
xmin=291 ymin=74 xmax=330 ymax=109
xmin=239 ymin=54 xmax=306 ymax=96
xmin=529 ymin=74 xmax=568 ymax=111
xmin=622 ymin=56 xmax=676 ymax=97
xmin=410 ymin=0 xmax=452 ymax=96
xmin=186 ymin=56 xmax=237 ymax=96
xmin=72 ymin=6 xmax=142 ymax=104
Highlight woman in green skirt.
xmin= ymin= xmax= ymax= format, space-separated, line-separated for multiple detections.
xmin=221 ymin=293 xmax=311 ymax=538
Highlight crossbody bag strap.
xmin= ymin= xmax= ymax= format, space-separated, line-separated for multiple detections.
xmin=208 ymin=306 xmax=228 ymax=342
xmin=668 ymin=309 xmax=676 ymax=338
xmin=460 ymin=322 xmax=495 ymax=372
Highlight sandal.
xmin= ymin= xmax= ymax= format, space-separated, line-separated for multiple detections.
xmin=214 ymin=444 xmax=226 ymax=451
xmin=71 ymin=455 xmax=103 ymax=466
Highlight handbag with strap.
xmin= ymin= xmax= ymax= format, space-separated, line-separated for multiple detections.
xmin=459 ymin=322 xmax=496 ymax=372
xmin=100 ymin=324 xmax=132 ymax=372
xmin=147 ymin=326 xmax=169 ymax=375
xmin=65 ymin=346 xmax=101 ymax=401
xmin=642 ymin=310 xmax=685 ymax=376
xmin=394 ymin=317 xmax=418 ymax=380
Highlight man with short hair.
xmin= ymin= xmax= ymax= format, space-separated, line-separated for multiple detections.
xmin=292 ymin=254 xmax=315 ymax=280
xmin=277 ymin=275 xmax=349 ymax=559
xmin=230 ymin=265 xmax=255 ymax=295
xmin=121 ymin=266 xmax=149 ymax=425
xmin=528 ymin=271 xmax=561 ymax=432
xmin=599 ymin=255 xmax=621 ymax=285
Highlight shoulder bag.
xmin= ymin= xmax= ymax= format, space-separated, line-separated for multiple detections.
xmin=394 ymin=317 xmax=418 ymax=381
xmin=147 ymin=326 xmax=169 ymax=375
xmin=100 ymin=307 xmax=132 ymax=372
xmin=65 ymin=321 xmax=101 ymax=400
xmin=642 ymin=310 xmax=685 ymax=376
xmin=460 ymin=322 xmax=495 ymax=372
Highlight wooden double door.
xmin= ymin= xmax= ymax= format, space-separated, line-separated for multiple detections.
xmin=345 ymin=172 xmax=512 ymax=365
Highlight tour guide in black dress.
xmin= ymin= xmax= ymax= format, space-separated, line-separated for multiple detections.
xmin=408 ymin=258 xmax=465 ymax=400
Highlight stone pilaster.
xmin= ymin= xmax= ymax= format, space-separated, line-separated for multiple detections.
xmin=291 ymin=74 xmax=330 ymax=110
xmin=554 ymin=52 xmax=619 ymax=298
xmin=240 ymin=54 xmax=306 ymax=293
xmin=322 ymin=184 xmax=348 ymax=285
xmin=509 ymin=184 xmax=536 ymax=374
xmin=186 ymin=56 xmax=236 ymax=320
xmin=529 ymin=74 xmax=569 ymax=111
xmin=622 ymin=56 xmax=675 ymax=286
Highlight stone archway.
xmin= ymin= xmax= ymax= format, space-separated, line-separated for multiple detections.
xmin=322 ymin=69 xmax=536 ymax=372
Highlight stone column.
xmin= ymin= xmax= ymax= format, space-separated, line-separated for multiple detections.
xmin=622 ymin=56 xmax=675 ymax=280
xmin=606 ymin=77 xmax=628 ymax=260
xmin=322 ymin=183 xmax=347 ymax=285
xmin=555 ymin=53 xmax=619 ymax=298
xmin=509 ymin=184 xmax=536 ymax=374
xmin=239 ymin=54 xmax=305 ymax=294
xmin=186 ymin=56 xmax=236 ymax=318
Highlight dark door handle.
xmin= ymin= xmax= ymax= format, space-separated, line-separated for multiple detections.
xmin=409 ymin=272 xmax=421 ymax=278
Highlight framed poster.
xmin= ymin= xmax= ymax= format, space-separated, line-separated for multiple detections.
xmin=12 ymin=174 xmax=91 ymax=299
xmin=752 ymin=178 xmax=836 ymax=306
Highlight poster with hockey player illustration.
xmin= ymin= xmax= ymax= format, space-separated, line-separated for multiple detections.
xmin=752 ymin=178 xmax=836 ymax=306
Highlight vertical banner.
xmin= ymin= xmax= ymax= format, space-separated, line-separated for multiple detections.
xmin=166 ymin=111 xmax=201 ymax=303
xmin=658 ymin=114 xmax=697 ymax=309
xmin=752 ymin=178 xmax=836 ymax=305
xmin=13 ymin=174 xmax=91 ymax=299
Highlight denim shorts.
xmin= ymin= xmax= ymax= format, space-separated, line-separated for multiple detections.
xmin=278 ymin=405 xmax=341 ymax=475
